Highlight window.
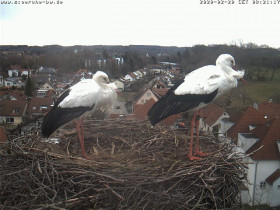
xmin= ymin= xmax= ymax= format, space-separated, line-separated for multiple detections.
xmin=13 ymin=108 xmax=19 ymax=114
xmin=40 ymin=106 xmax=48 ymax=110
xmin=260 ymin=182 xmax=266 ymax=189
xmin=146 ymin=93 xmax=151 ymax=97
xmin=278 ymin=185 xmax=280 ymax=189
xmin=6 ymin=117 xmax=14 ymax=124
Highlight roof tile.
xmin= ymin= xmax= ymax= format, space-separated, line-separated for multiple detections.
xmin=246 ymin=117 xmax=280 ymax=160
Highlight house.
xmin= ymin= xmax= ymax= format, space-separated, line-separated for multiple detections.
xmin=124 ymin=74 xmax=134 ymax=82
xmin=0 ymin=126 xmax=8 ymax=143
xmin=20 ymin=69 xmax=32 ymax=77
xmin=131 ymin=98 xmax=178 ymax=126
xmin=133 ymin=88 xmax=164 ymax=109
xmin=37 ymin=66 xmax=57 ymax=82
xmin=113 ymin=79 xmax=124 ymax=91
xmin=4 ymin=77 xmax=24 ymax=88
xmin=139 ymin=69 xmax=147 ymax=76
xmin=152 ymin=77 xmax=169 ymax=89
xmin=26 ymin=97 xmax=54 ymax=117
xmin=0 ymin=90 xmax=26 ymax=101
xmin=37 ymin=89 xmax=56 ymax=98
xmin=8 ymin=69 xmax=20 ymax=77
xmin=199 ymin=103 xmax=229 ymax=135
xmin=237 ymin=117 xmax=280 ymax=207
xmin=40 ymin=81 xmax=56 ymax=91
xmin=256 ymin=100 xmax=280 ymax=120
xmin=129 ymin=73 xmax=137 ymax=81
xmin=56 ymin=83 xmax=69 ymax=94
xmin=134 ymin=71 xmax=142 ymax=79
xmin=223 ymin=106 xmax=267 ymax=144
xmin=30 ymin=74 xmax=50 ymax=87
xmin=0 ymin=100 xmax=28 ymax=125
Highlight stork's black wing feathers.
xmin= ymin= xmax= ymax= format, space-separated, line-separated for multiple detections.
xmin=41 ymin=89 xmax=94 ymax=137
xmin=148 ymin=88 xmax=218 ymax=126
xmin=41 ymin=105 xmax=94 ymax=137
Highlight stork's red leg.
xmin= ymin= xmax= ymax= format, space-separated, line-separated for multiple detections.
xmin=194 ymin=110 xmax=211 ymax=157
xmin=187 ymin=111 xmax=201 ymax=160
xmin=76 ymin=119 xmax=91 ymax=159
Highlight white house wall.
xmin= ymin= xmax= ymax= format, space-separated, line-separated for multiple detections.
xmin=246 ymin=159 xmax=280 ymax=206
xmin=268 ymin=177 xmax=280 ymax=207
xmin=237 ymin=133 xmax=259 ymax=152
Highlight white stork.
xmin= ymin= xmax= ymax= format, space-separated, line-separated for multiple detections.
xmin=148 ymin=54 xmax=246 ymax=160
xmin=41 ymin=71 xmax=118 ymax=159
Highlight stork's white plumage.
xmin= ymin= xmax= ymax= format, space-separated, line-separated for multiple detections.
xmin=148 ymin=54 xmax=245 ymax=160
xmin=41 ymin=71 xmax=117 ymax=159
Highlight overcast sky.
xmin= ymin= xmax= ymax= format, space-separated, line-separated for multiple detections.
xmin=0 ymin=0 xmax=279 ymax=48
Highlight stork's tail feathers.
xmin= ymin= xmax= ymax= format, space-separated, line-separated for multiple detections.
xmin=148 ymin=98 xmax=170 ymax=126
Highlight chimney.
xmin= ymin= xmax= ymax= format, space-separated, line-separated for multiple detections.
xmin=253 ymin=103 xmax=258 ymax=110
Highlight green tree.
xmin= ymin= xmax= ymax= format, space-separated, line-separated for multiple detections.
xmin=24 ymin=76 xmax=34 ymax=97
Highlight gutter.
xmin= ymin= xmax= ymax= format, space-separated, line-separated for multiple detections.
xmin=252 ymin=160 xmax=259 ymax=206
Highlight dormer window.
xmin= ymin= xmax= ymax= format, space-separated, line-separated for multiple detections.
xmin=13 ymin=108 xmax=19 ymax=114
xmin=40 ymin=105 xmax=48 ymax=110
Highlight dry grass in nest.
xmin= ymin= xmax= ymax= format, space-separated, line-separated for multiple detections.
xmin=0 ymin=119 xmax=246 ymax=209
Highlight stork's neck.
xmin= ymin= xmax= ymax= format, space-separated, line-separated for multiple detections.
xmin=218 ymin=64 xmax=235 ymax=76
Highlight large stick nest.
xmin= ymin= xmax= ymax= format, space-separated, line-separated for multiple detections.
xmin=0 ymin=119 xmax=246 ymax=209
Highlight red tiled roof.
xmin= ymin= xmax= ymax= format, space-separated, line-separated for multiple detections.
xmin=76 ymin=69 xmax=87 ymax=74
xmin=0 ymin=100 xmax=27 ymax=116
xmin=152 ymin=88 xmax=169 ymax=98
xmin=27 ymin=97 xmax=54 ymax=114
xmin=0 ymin=90 xmax=27 ymax=100
xmin=266 ymin=169 xmax=280 ymax=185
xmin=0 ymin=126 xmax=8 ymax=143
xmin=200 ymin=103 xmax=225 ymax=126
xmin=129 ymin=73 xmax=136 ymax=78
xmin=227 ymin=106 xmax=266 ymax=143
xmin=258 ymin=102 xmax=280 ymax=120
xmin=46 ymin=89 xmax=56 ymax=97
xmin=246 ymin=117 xmax=280 ymax=160
xmin=133 ymin=98 xmax=156 ymax=120
xmin=132 ymin=98 xmax=177 ymax=126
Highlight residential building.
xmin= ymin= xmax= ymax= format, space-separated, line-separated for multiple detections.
xmin=124 ymin=74 xmax=134 ymax=82
xmin=8 ymin=69 xmax=19 ymax=77
xmin=256 ymin=100 xmax=280 ymax=120
xmin=40 ymin=81 xmax=56 ymax=91
xmin=4 ymin=77 xmax=24 ymax=88
xmin=237 ymin=117 xmax=280 ymax=207
xmin=0 ymin=100 xmax=28 ymax=125
xmin=113 ymin=79 xmax=124 ymax=91
xmin=199 ymin=103 xmax=229 ymax=136
xmin=131 ymin=98 xmax=177 ymax=126
xmin=26 ymin=97 xmax=54 ymax=117
xmin=0 ymin=90 xmax=27 ymax=101
xmin=223 ymin=106 xmax=267 ymax=144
